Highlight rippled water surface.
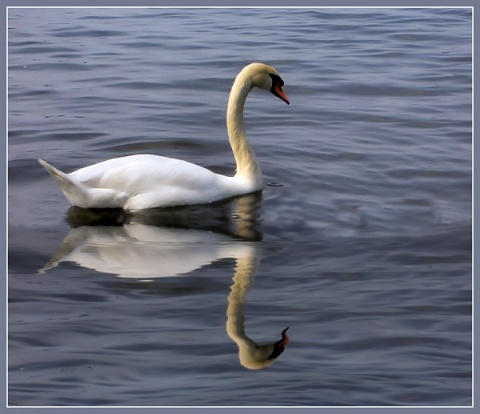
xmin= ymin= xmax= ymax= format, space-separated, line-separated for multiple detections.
xmin=8 ymin=7 xmax=472 ymax=407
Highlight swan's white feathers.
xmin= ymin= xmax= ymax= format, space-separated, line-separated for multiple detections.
xmin=40 ymin=154 xmax=253 ymax=210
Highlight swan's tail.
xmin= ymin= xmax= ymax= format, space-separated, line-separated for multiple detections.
xmin=38 ymin=158 xmax=71 ymax=187
xmin=38 ymin=159 xmax=128 ymax=208
xmin=38 ymin=159 xmax=86 ymax=206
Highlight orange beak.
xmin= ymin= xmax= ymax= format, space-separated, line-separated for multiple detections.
xmin=272 ymin=84 xmax=290 ymax=105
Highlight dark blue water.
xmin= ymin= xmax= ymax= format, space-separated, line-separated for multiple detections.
xmin=8 ymin=7 xmax=472 ymax=406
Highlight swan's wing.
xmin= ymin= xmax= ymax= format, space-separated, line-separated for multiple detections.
xmin=71 ymin=154 xmax=213 ymax=190
xmin=69 ymin=154 xmax=207 ymax=185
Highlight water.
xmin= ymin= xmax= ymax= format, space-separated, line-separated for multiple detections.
xmin=7 ymin=7 xmax=472 ymax=407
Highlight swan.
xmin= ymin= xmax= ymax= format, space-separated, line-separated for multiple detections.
xmin=38 ymin=62 xmax=289 ymax=210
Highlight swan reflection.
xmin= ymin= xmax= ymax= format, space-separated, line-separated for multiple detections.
xmin=41 ymin=193 xmax=289 ymax=369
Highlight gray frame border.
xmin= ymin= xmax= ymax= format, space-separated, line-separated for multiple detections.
xmin=3 ymin=1 xmax=475 ymax=413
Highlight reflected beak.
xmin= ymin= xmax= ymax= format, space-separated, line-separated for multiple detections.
xmin=272 ymin=84 xmax=290 ymax=105
xmin=267 ymin=327 xmax=290 ymax=360
xmin=278 ymin=327 xmax=290 ymax=346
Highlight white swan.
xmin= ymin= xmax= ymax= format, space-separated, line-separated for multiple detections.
xmin=38 ymin=62 xmax=289 ymax=210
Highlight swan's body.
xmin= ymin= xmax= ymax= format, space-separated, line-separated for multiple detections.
xmin=38 ymin=62 xmax=289 ymax=210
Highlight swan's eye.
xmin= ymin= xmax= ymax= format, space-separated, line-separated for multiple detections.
xmin=269 ymin=73 xmax=284 ymax=88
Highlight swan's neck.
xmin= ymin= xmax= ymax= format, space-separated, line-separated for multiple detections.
xmin=227 ymin=76 xmax=263 ymax=187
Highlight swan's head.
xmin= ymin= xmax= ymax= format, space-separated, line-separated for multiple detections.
xmin=240 ymin=63 xmax=290 ymax=105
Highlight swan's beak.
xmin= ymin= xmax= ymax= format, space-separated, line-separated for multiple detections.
xmin=267 ymin=327 xmax=290 ymax=360
xmin=272 ymin=84 xmax=290 ymax=105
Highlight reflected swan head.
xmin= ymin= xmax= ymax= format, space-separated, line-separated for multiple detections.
xmin=236 ymin=327 xmax=290 ymax=370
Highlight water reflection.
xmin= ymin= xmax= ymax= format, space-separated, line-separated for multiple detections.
xmin=40 ymin=192 xmax=289 ymax=369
